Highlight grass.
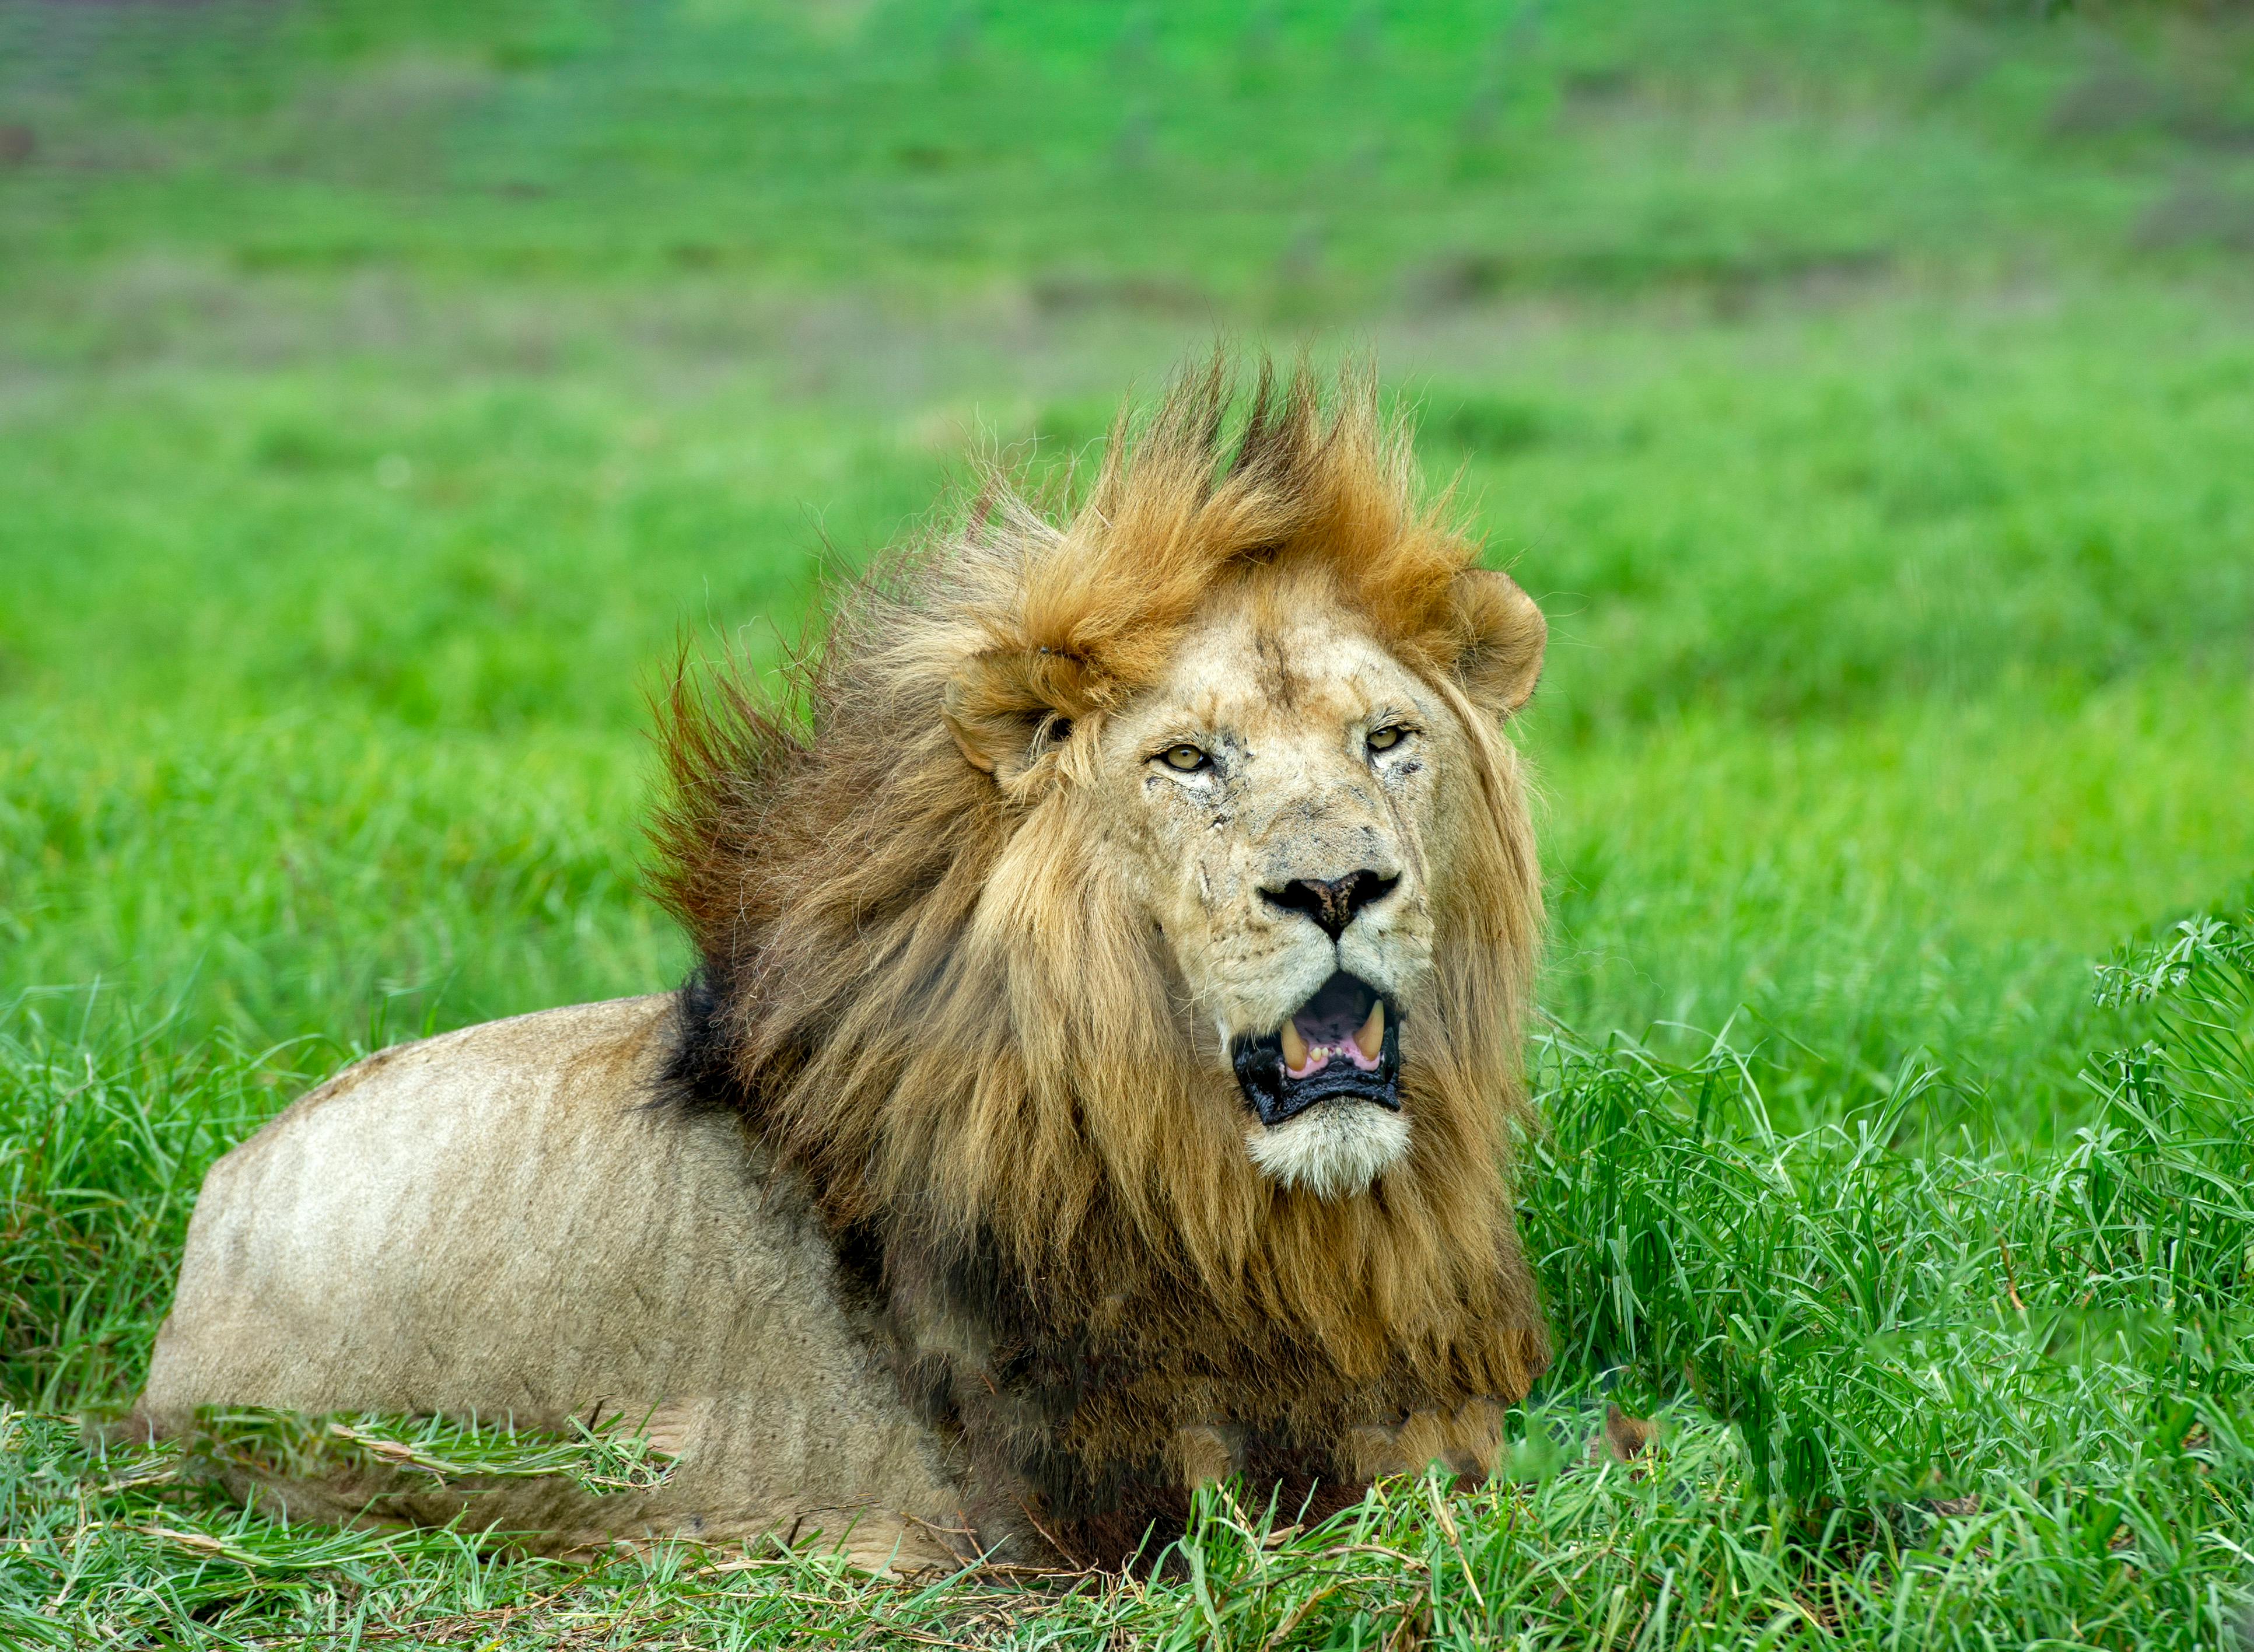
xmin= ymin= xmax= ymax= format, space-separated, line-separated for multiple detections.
xmin=4 ymin=0 xmax=2254 ymax=1644
xmin=6 ymin=917 xmax=2250 ymax=1645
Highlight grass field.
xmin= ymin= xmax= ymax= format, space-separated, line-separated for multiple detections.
xmin=4 ymin=0 xmax=2254 ymax=1645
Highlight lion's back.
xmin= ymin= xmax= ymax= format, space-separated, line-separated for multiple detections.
xmin=135 ymin=994 xmax=972 ymax=1563
xmin=145 ymin=995 xmax=699 ymax=1418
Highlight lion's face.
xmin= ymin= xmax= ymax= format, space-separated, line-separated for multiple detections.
xmin=1097 ymin=578 xmax=1479 ymax=1199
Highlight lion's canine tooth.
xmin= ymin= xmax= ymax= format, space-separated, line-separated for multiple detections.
xmin=1280 ymin=1019 xmax=1310 ymax=1071
xmin=1354 ymin=999 xmax=1385 ymax=1063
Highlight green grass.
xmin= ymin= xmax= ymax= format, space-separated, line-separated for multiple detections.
xmin=7 ymin=919 xmax=2250 ymax=1646
xmin=4 ymin=0 xmax=2254 ymax=1644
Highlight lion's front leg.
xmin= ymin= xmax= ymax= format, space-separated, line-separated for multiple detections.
xmin=1343 ymin=1398 xmax=1506 ymax=1483
xmin=1170 ymin=1422 xmax=1250 ymax=1488
xmin=1167 ymin=1397 xmax=1505 ymax=1510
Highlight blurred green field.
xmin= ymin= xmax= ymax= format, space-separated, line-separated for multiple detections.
xmin=4 ymin=1 xmax=2254 ymax=1646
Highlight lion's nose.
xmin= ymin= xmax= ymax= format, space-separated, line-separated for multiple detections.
xmin=1261 ymin=870 xmax=1399 ymax=942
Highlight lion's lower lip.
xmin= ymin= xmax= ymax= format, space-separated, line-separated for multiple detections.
xmin=1230 ymin=972 xmax=1401 ymax=1127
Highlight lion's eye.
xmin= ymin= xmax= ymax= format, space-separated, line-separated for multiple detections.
xmin=1158 ymin=744 xmax=1210 ymax=772
xmin=1367 ymin=724 xmax=1406 ymax=752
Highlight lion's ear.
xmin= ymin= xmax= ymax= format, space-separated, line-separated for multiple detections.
xmin=1447 ymin=568 xmax=1546 ymax=718
xmin=942 ymin=665 xmax=1069 ymax=784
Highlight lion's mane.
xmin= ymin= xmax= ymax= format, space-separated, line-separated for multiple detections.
xmin=653 ymin=360 xmax=1550 ymax=1563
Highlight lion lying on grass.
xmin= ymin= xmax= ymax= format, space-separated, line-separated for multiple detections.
xmin=135 ymin=360 xmax=1554 ymax=1572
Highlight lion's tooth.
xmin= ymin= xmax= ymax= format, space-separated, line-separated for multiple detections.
xmin=1280 ymin=1019 xmax=1310 ymax=1071
xmin=1354 ymin=999 xmax=1385 ymax=1062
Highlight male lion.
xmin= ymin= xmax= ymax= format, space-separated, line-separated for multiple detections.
xmin=136 ymin=360 xmax=1553 ymax=1572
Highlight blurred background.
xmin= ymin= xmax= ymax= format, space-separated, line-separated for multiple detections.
xmin=3 ymin=0 xmax=2252 ymax=1138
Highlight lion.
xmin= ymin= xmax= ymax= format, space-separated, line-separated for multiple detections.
xmin=134 ymin=359 xmax=1554 ymax=1572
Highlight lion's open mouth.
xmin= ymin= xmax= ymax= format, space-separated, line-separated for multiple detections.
xmin=1230 ymin=972 xmax=1401 ymax=1128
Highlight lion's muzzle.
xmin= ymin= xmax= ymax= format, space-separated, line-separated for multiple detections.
xmin=1230 ymin=971 xmax=1401 ymax=1127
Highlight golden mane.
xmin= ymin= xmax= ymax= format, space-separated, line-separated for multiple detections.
xmin=652 ymin=358 xmax=1549 ymax=1553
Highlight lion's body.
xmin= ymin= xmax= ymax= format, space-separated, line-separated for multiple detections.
xmin=138 ymin=997 xmax=977 ymax=1570
xmin=139 ymin=362 xmax=1558 ymax=1569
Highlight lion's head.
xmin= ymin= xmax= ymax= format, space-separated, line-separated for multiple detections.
xmin=657 ymin=358 xmax=1549 ymax=1559
xmin=1058 ymin=530 xmax=1542 ymax=1199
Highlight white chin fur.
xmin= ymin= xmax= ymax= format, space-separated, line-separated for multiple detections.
xmin=1245 ymin=1102 xmax=1410 ymax=1199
